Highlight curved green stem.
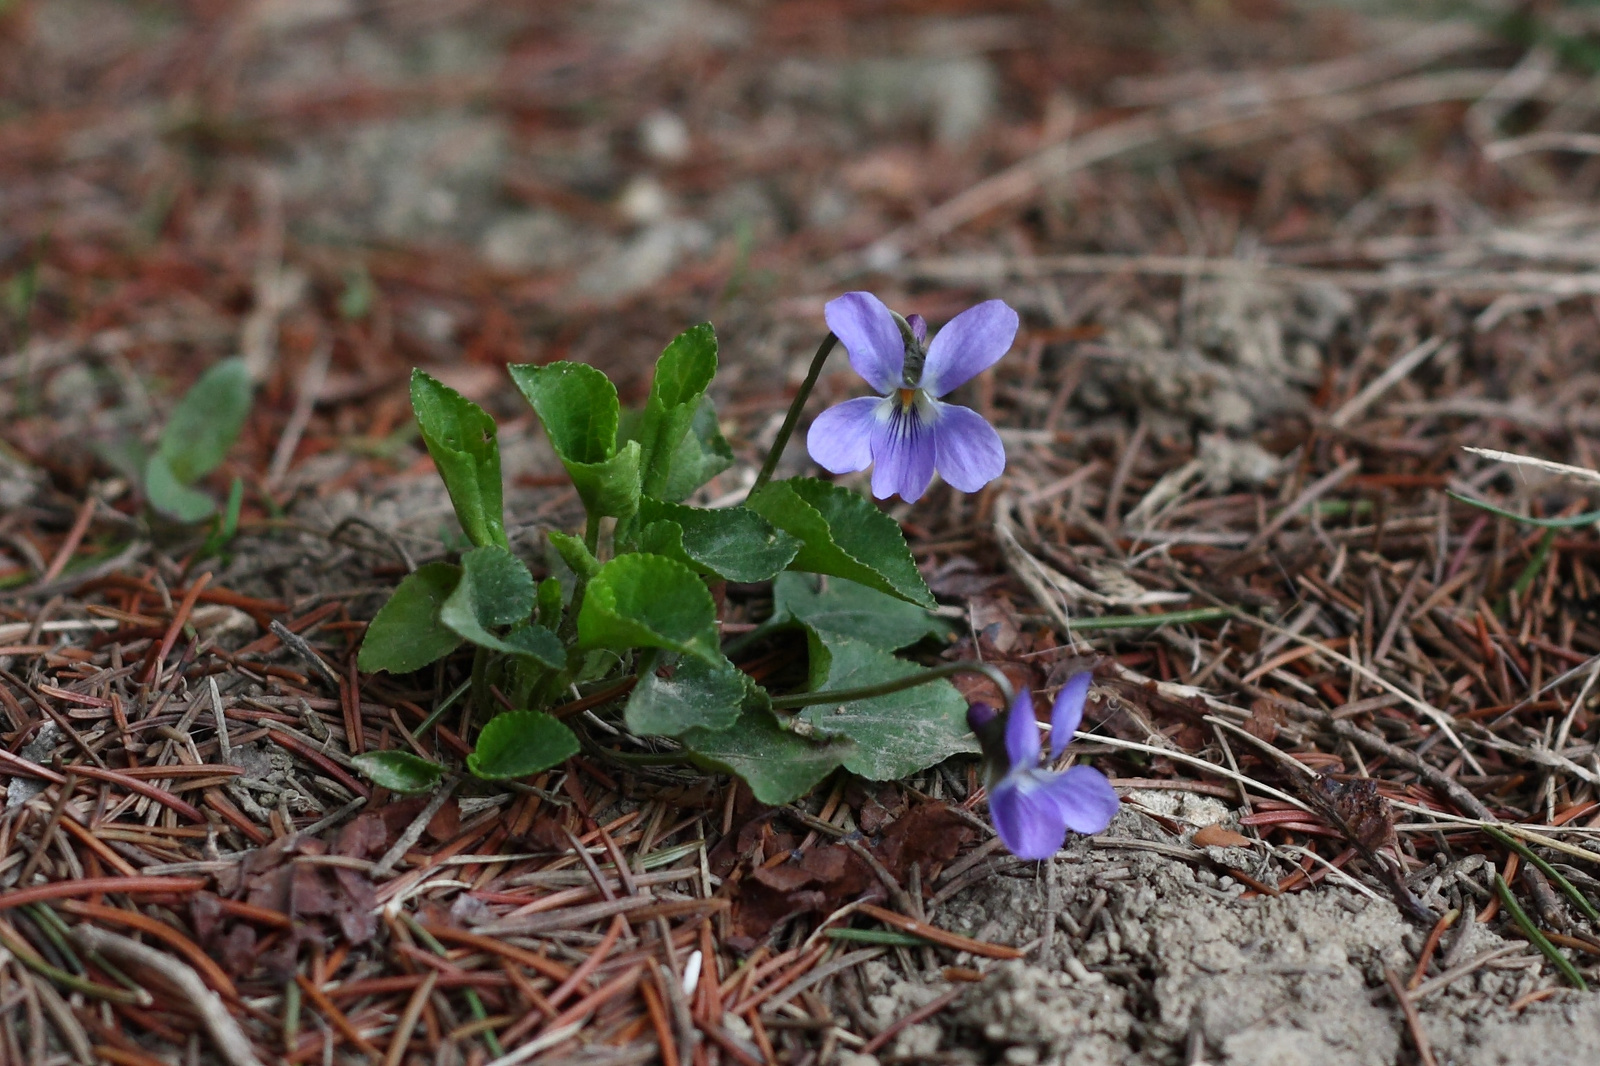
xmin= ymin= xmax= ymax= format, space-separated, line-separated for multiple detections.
xmin=749 ymin=332 xmax=838 ymax=497
xmin=769 ymin=659 xmax=1014 ymax=711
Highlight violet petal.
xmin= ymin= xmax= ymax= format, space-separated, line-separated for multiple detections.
xmin=929 ymin=400 xmax=1006 ymax=493
xmin=1003 ymin=689 xmax=1039 ymax=770
xmin=919 ymin=300 xmax=1018 ymax=397
xmin=1049 ymin=671 xmax=1092 ymax=760
xmin=806 ymin=396 xmax=884 ymax=474
xmin=1046 ymin=765 xmax=1121 ymax=835
xmin=825 ymin=292 xmax=904 ymax=395
xmin=868 ymin=398 xmax=936 ymax=501
xmin=989 ymin=776 xmax=1068 ymax=860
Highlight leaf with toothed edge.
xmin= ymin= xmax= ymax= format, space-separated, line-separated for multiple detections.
xmin=746 ymin=478 xmax=934 ymax=608
xmin=468 ymin=711 xmax=580 ymax=780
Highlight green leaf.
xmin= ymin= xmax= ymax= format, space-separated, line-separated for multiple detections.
xmin=536 ymin=577 xmax=563 ymax=629
xmin=359 ymin=562 xmax=465 ymax=673
xmin=468 ymin=711 xmax=580 ymax=780
xmin=410 ymin=369 xmax=507 ymax=549
xmin=510 ymin=361 xmax=641 ymax=519
xmin=547 ymin=530 xmax=600 ymax=580
xmin=144 ymin=454 xmax=218 ymax=522
xmin=636 ymin=498 xmax=800 ymax=583
xmin=156 ymin=357 xmax=252 ymax=485
xmin=459 ymin=546 xmax=535 ymax=627
xmin=508 ymin=361 xmax=619 ymax=464
xmin=797 ymin=630 xmax=976 ymax=780
xmin=636 ymin=324 xmax=717 ymax=498
xmin=660 ymin=396 xmax=734 ymax=503
xmin=626 ymin=652 xmax=747 ymax=736
xmin=438 ymin=548 xmax=563 ymax=668
xmin=572 ymin=440 xmax=643 ymax=519
xmin=772 ymin=572 xmax=950 ymax=650
xmin=350 ymin=751 xmax=444 ymax=794
xmin=577 ymin=553 xmax=720 ymax=663
xmin=746 ymin=478 xmax=934 ymax=608
xmin=684 ymin=707 xmax=852 ymax=805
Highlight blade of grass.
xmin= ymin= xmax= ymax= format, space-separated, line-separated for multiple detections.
xmin=1484 ymin=826 xmax=1600 ymax=924
xmin=1494 ymin=873 xmax=1588 ymax=990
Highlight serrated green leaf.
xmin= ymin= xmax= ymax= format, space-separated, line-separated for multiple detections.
xmin=350 ymin=751 xmax=444 ymax=794
xmin=410 ymin=369 xmax=507 ymax=550
xmin=683 ymin=707 xmax=852 ymax=805
xmin=637 ymin=324 xmax=717 ymax=498
xmin=660 ymin=396 xmax=734 ymax=503
xmin=577 ymin=553 xmax=720 ymax=663
xmin=438 ymin=549 xmax=563 ymax=668
xmin=772 ymin=572 xmax=950 ymax=650
xmin=459 ymin=546 xmax=535 ymax=627
xmin=508 ymin=361 xmax=618 ymax=464
xmin=626 ymin=652 xmax=747 ymax=736
xmin=634 ymin=498 xmax=799 ymax=583
xmin=746 ymin=478 xmax=933 ymax=608
xmin=156 ymin=357 xmax=252 ymax=485
xmin=144 ymin=454 xmax=218 ymax=522
xmin=511 ymin=362 xmax=641 ymax=519
xmin=468 ymin=711 xmax=580 ymax=780
xmin=359 ymin=562 xmax=465 ymax=673
xmin=797 ymin=630 xmax=976 ymax=780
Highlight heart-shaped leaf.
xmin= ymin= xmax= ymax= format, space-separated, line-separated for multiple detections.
xmin=747 ymin=478 xmax=934 ymax=607
xmin=438 ymin=548 xmax=563 ymax=668
xmin=684 ymin=707 xmax=853 ymax=805
xmin=358 ymin=562 xmax=465 ymax=673
xmin=626 ymin=652 xmax=747 ymax=736
xmin=351 ymin=751 xmax=444 ymax=794
xmin=468 ymin=711 xmax=580 ymax=780
xmin=772 ymin=572 xmax=950 ymax=650
xmin=577 ymin=553 xmax=720 ymax=663
xmin=459 ymin=546 xmax=535 ymax=626
xmin=510 ymin=361 xmax=641 ymax=519
xmin=636 ymin=498 xmax=800 ymax=583
xmin=635 ymin=324 xmax=717 ymax=497
xmin=410 ymin=369 xmax=507 ymax=549
xmin=797 ymin=629 xmax=976 ymax=780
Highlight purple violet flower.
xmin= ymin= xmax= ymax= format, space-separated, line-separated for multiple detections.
xmin=967 ymin=672 xmax=1120 ymax=860
xmin=806 ymin=291 xmax=1015 ymax=502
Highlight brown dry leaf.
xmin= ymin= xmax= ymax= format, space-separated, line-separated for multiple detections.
xmin=1192 ymin=823 xmax=1253 ymax=849
xmin=1243 ymin=699 xmax=1286 ymax=743
xmin=1315 ymin=777 xmax=1399 ymax=854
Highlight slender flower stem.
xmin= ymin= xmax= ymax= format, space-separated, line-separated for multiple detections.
xmin=770 ymin=659 xmax=1014 ymax=711
xmin=416 ymin=676 xmax=472 ymax=738
xmin=749 ymin=332 xmax=837 ymax=496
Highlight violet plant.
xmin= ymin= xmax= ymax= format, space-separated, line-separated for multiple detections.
xmin=807 ymin=292 xmax=1011 ymax=502
xmin=967 ymin=672 xmax=1120 ymax=859
xmin=351 ymin=294 xmax=1113 ymax=859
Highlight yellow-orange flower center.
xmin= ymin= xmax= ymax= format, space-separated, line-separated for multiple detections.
xmin=897 ymin=387 xmax=917 ymax=407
